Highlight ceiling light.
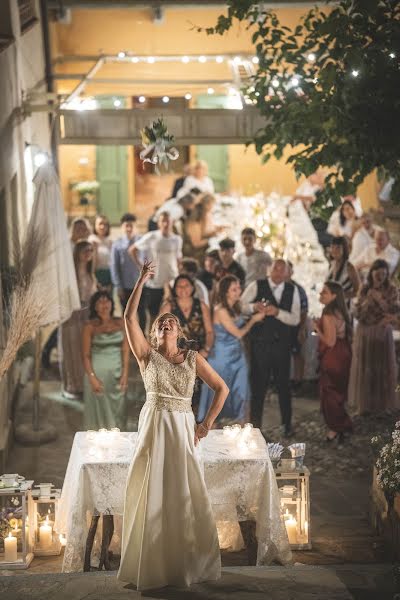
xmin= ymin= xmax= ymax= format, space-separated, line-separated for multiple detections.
xmin=118 ymin=51 xmax=126 ymax=59
xmin=138 ymin=95 xmax=146 ymax=103
xmin=182 ymin=56 xmax=189 ymax=63
xmin=113 ymin=99 xmax=122 ymax=107
xmin=184 ymin=93 xmax=192 ymax=100
xmin=233 ymin=56 xmax=241 ymax=65
xmin=162 ymin=96 xmax=170 ymax=103
xmin=252 ymin=56 xmax=259 ymax=64
xmin=131 ymin=56 xmax=139 ymax=63
xmin=199 ymin=55 xmax=206 ymax=63
xmin=216 ymin=56 xmax=224 ymax=63
xmin=147 ymin=56 xmax=155 ymax=64
xmin=207 ymin=87 xmax=214 ymax=95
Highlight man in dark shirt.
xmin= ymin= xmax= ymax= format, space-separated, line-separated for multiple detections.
xmin=198 ymin=249 xmax=220 ymax=291
xmin=217 ymin=238 xmax=246 ymax=287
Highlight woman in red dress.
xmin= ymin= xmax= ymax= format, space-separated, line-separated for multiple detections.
xmin=313 ymin=281 xmax=353 ymax=442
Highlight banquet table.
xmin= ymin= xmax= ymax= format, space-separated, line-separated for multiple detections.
xmin=55 ymin=429 xmax=292 ymax=572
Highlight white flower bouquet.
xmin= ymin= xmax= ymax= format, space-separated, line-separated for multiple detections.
xmin=72 ymin=180 xmax=100 ymax=195
xmin=140 ymin=118 xmax=179 ymax=172
xmin=372 ymin=421 xmax=400 ymax=504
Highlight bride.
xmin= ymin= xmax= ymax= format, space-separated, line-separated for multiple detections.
xmin=117 ymin=260 xmax=228 ymax=590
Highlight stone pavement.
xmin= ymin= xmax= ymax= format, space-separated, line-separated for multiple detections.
xmin=0 ymin=564 xmax=395 ymax=600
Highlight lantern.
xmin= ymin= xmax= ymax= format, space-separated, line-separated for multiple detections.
xmin=30 ymin=484 xmax=61 ymax=556
xmin=0 ymin=475 xmax=34 ymax=569
xmin=274 ymin=466 xmax=311 ymax=549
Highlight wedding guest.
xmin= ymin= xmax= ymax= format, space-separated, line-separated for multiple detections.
xmin=236 ymin=227 xmax=272 ymax=287
xmin=293 ymin=170 xmax=325 ymax=211
xmin=198 ymin=250 xmax=221 ymax=292
xmin=217 ymin=238 xmax=246 ymax=287
xmin=89 ymin=214 xmax=113 ymax=290
xmin=177 ymin=159 xmax=214 ymax=198
xmin=182 ymin=194 xmax=223 ymax=263
xmin=241 ymin=259 xmax=301 ymax=436
xmin=198 ymin=275 xmax=264 ymax=425
xmin=342 ymin=194 xmax=363 ymax=218
xmin=286 ymin=261 xmax=309 ymax=394
xmin=60 ymin=240 xmax=97 ymax=398
xmin=70 ymin=217 xmax=91 ymax=249
xmin=152 ymin=191 xmax=197 ymax=228
xmin=130 ymin=212 xmax=182 ymax=321
xmin=327 ymin=237 xmax=360 ymax=305
xmin=110 ymin=213 xmax=145 ymax=329
xmin=353 ymin=229 xmax=400 ymax=279
xmin=171 ymin=163 xmax=193 ymax=198
xmin=349 ymin=213 xmax=377 ymax=265
xmin=313 ymin=281 xmax=353 ymax=442
xmin=179 ymin=258 xmax=210 ymax=306
xmin=327 ymin=201 xmax=359 ymax=239
xmin=348 ymin=259 xmax=400 ymax=415
xmin=82 ymin=291 xmax=129 ymax=429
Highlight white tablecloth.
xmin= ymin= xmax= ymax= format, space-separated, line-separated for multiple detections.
xmin=56 ymin=429 xmax=292 ymax=572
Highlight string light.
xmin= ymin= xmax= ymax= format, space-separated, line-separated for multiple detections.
xmin=113 ymin=99 xmax=122 ymax=107
xmin=207 ymin=87 xmax=215 ymax=95
xmin=162 ymin=96 xmax=170 ymax=103
xmin=351 ymin=69 xmax=359 ymax=77
xmin=199 ymin=55 xmax=206 ymax=63
xmin=233 ymin=56 xmax=241 ymax=65
xmin=184 ymin=93 xmax=192 ymax=100
xmin=147 ymin=57 xmax=155 ymax=64
xmin=307 ymin=53 xmax=316 ymax=62
xmin=118 ymin=51 xmax=126 ymax=59
xmin=182 ymin=56 xmax=189 ymax=63
xmin=131 ymin=56 xmax=139 ymax=63
xmin=216 ymin=56 xmax=224 ymax=63
xmin=389 ymin=52 xmax=396 ymax=59
xmin=138 ymin=95 xmax=146 ymax=103
xmin=252 ymin=56 xmax=259 ymax=64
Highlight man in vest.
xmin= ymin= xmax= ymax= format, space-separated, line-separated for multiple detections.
xmin=241 ymin=259 xmax=301 ymax=436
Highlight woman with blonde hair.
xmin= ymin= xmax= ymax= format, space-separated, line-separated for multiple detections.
xmin=178 ymin=159 xmax=215 ymax=197
xmin=88 ymin=214 xmax=113 ymax=290
xmin=118 ymin=260 xmax=228 ymax=590
xmin=182 ymin=193 xmax=224 ymax=263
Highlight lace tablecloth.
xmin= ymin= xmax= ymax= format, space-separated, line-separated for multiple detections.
xmin=55 ymin=429 xmax=292 ymax=572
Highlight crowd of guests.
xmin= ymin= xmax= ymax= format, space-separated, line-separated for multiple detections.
xmin=49 ymin=163 xmax=400 ymax=443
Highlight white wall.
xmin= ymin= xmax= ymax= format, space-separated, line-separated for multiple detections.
xmin=0 ymin=0 xmax=51 ymax=467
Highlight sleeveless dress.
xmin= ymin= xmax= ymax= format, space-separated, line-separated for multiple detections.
xmin=117 ymin=348 xmax=221 ymax=590
xmin=197 ymin=318 xmax=250 ymax=424
xmin=83 ymin=330 xmax=126 ymax=429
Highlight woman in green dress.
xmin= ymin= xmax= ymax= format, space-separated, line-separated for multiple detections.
xmin=82 ymin=291 xmax=130 ymax=429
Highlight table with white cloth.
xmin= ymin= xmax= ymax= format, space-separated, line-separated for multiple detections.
xmin=55 ymin=429 xmax=292 ymax=572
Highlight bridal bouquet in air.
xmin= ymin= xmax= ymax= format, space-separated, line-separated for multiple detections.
xmin=140 ymin=118 xmax=179 ymax=172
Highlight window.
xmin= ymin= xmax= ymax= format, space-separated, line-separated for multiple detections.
xmin=0 ymin=2 xmax=13 ymax=51
xmin=18 ymin=0 xmax=37 ymax=33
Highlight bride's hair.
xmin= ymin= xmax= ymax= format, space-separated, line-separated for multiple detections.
xmin=150 ymin=312 xmax=194 ymax=349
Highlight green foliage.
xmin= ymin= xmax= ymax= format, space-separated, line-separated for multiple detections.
xmin=205 ymin=0 xmax=400 ymax=212
xmin=141 ymin=118 xmax=175 ymax=145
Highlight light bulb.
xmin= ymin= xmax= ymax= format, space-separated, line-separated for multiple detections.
xmin=138 ymin=95 xmax=146 ymax=103
xmin=207 ymin=87 xmax=214 ymax=95
xmin=199 ymin=55 xmax=206 ymax=63
xmin=131 ymin=56 xmax=139 ymax=63
xmin=182 ymin=56 xmax=189 ymax=63
xmin=162 ymin=96 xmax=170 ymax=103
xmin=184 ymin=93 xmax=192 ymax=100
xmin=389 ymin=52 xmax=396 ymax=59
xmin=216 ymin=56 xmax=224 ymax=63
xmin=118 ymin=51 xmax=126 ymax=59
xmin=307 ymin=52 xmax=316 ymax=62
xmin=113 ymin=99 xmax=122 ymax=107
xmin=252 ymin=56 xmax=259 ymax=64
xmin=147 ymin=56 xmax=155 ymax=64
xmin=233 ymin=56 xmax=241 ymax=65
xmin=351 ymin=69 xmax=359 ymax=77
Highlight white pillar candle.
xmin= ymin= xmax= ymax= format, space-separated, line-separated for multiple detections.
xmin=39 ymin=516 xmax=53 ymax=548
xmin=4 ymin=532 xmax=17 ymax=562
xmin=285 ymin=517 xmax=297 ymax=544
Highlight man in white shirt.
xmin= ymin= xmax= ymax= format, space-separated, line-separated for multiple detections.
xmin=236 ymin=227 xmax=272 ymax=287
xmin=129 ymin=212 xmax=183 ymax=319
xmin=241 ymin=259 xmax=300 ymax=437
xmin=349 ymin=213 xmax=376 ymax=264
xmin=352 ymin=229 xmax=400 ymax=279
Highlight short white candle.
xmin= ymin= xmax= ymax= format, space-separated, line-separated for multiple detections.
xmin=39 ymin=516 xmax=53 ymax=549
xmin=4 ymin=532 xmax=17 ymax=562
xmin=285 ymin=516 xmax=297 ymax=544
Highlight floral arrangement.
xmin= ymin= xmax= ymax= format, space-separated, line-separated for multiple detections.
xmin=140 ymin=118 xmax=179 ymax=172
xmin=72 ymin=181 xmax=100 ymax=195
xmin=371 ymin=421 xmax=400 ymax=503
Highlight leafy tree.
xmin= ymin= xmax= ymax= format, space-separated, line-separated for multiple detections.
xmin=200 ymin=0 xmax=400 ymax=214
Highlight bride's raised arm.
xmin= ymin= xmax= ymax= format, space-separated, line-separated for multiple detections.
xmin=124 ymin=260 xmax=154 ymax=368
xmin=194 ymin=353 xmax=229 ymax=444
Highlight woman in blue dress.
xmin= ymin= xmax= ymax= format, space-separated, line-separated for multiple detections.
xmin=198 ymin=275 xmax=264 ymax=424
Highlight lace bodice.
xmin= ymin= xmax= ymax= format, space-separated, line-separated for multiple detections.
xmin=142 ymin=348 xmax=197 ymax=412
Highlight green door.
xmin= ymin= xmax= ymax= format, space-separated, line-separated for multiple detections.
xmin=195 ymin=95 xmax=229 ymax=193
xmin=96 ymin=96 xmax=128 ymax=224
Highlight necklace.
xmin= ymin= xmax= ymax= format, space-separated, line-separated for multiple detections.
xmin=159 ymin=348 xmax=181 ymax=360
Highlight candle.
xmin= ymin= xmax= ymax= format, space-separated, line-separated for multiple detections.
xmin=39 ymin=516 xmax=53 ymax=549
xmin=285 ymin=517 xmax=297 ymax=544
xmin=4 ymin=532 xmax=17 ymax=562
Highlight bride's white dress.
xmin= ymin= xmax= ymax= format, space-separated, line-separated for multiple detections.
xmin=117 ymin=348 xmax=221 ymax=589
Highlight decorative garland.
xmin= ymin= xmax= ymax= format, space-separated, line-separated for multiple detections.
xmin=139 ymin=118 xmax=179 ymax=172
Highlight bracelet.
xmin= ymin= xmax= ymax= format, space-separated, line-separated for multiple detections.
xmin=198 ymin=422 xmax=210 ymax=432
